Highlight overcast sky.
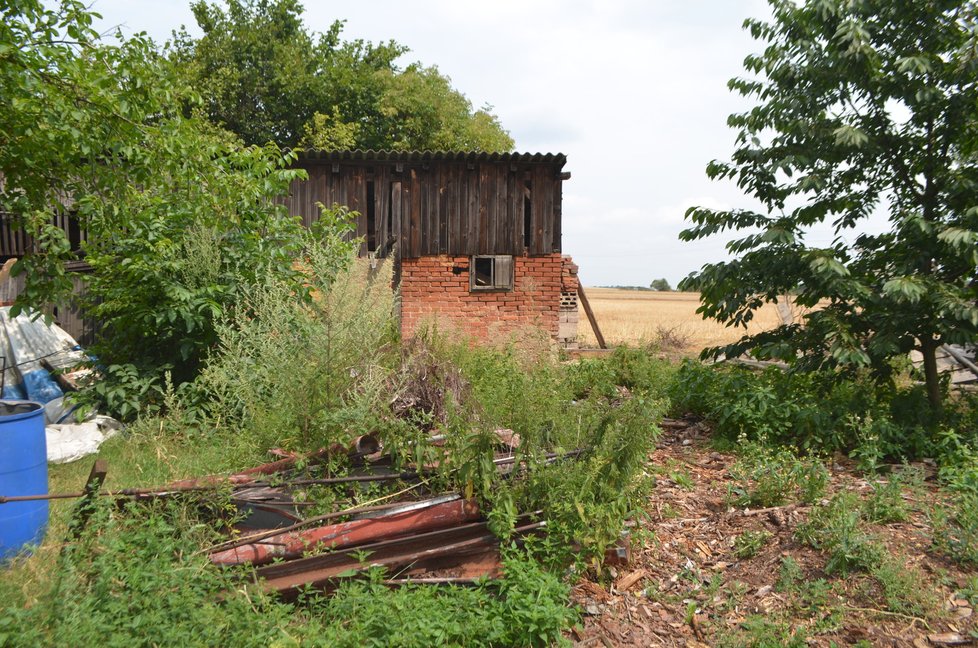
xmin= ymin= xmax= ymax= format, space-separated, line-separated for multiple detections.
xmin=90 ymin=0 xmax=779 ymax=287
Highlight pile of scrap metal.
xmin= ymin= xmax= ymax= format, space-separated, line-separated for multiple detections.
xmin=109 ymin=430 xmax=609 ymax=597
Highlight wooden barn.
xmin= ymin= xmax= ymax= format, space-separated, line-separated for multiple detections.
xmin=287 ymin=150 xmax=580 ymax=345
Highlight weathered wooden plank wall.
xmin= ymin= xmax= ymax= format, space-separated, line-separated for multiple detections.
xmin=287 ymin=159 xmax=565 ymax=258
xmin=0 ymin=212 xmax=86 ymax=260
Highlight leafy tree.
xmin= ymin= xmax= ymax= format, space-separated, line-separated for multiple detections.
xmin=0 ymin=0 xmax=338 ymax=418
xmin=650 ymin=278 xmax=672 ymax=292
xmin=175 ymin=0 xmax=514 ymax=152
xmin=680 ymin=0 xmax=978 ymax=413
xmin=304 ymin=63 xmax=512 ymax=152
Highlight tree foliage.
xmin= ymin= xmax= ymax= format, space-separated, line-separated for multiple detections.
xmin=680 ymin=0 xmax=978 ymax=411
xmin=0 ymin=0 xmax=333 ymax=417
xmin=174 ymin=0 xmax=514 ymax=152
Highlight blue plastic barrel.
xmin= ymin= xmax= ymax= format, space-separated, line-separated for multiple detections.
xmin=0 ymin=401 xmax=48 ymax=561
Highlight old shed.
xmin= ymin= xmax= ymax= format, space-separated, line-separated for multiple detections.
xmin=288 ymin=150 xmax=580 ymax=345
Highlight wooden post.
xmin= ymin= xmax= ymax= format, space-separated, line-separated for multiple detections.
xmin=577 ymin=284 xmax=607 ymax=349
xmin=68 ymin=459 xmax=107 ymax=541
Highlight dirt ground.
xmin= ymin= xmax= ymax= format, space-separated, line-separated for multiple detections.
xmin=570 ymin=420 xmax=978 ymax=647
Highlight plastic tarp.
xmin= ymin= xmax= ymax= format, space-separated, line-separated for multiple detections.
xmin=0 ymin=307 xmax=86 ymax=414
xmin=46 ymin=416 xmax=122 ymax=465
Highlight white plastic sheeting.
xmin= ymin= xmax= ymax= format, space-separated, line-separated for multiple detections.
xmin=45 ymin=416 xmax=122 ymax=464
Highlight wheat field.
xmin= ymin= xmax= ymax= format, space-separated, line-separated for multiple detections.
xmin=576 ymin=289 xmax=785 ymax=355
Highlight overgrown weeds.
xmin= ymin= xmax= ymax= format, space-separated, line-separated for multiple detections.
xmin=196 ymin=241 xmax=399 ymax=451
xmin=931 ymin=490 xmax=978 ymax=566
xmin=0 ymin=499 xmax=578 ymax=648
xmin=439 ymin=342 xmax=671 ymax=567
xmin=669 ymin=361 xmax=973 ymax=462
xmin=3 ymin=298 xmax=675 ymax=644
xmin=727 ymin=441 xmax=828 ymax=508
xmin=796 ymin=492 xmax=938 ymax=617
xmin=733 ymin=530 xmax=772 ymax=559
xmin=796 ymin=492 xmax=886 ymax=575
xmin=862 ymin=469 xmax=918 ymax=524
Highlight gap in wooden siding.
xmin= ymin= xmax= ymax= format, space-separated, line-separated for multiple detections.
xmin=375 ymin=166 xmax=390 ymax=253
xmin=391 ymin=179 xmax=402 ymax=255
xmin=366 ymin=176 xmax=376 ymax=252
xmin=552 ymin=176 xmax=562 ymax=253
xmin=466 ymin=166 xmax=478 ymax=256
xmin=478 ymin=164 xmax=490 ymax=256
xmin=438 ymin=166 xmax=449 ymax=255
xmin=409 ymin=169 xmax=421 ymax=257
xmin=314 ymin=166 xmax=326 ymax=223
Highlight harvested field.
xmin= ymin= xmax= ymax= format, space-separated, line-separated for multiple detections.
xmin=577 ymin=289 xmax=787 ymax=355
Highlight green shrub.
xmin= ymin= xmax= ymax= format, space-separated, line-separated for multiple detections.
xmin=197 ymin=237 xmax=397 ymax=450
xmin=796 ymin=492 xmax=886 ymax=575
xmin=862 ymin=471 xmax=915 ymax=524
xmin=669 ymin=361 xmax=944 ymax=461
xmin=734 ymin=530 xmax=772 ymax=559
xmin=439 ymin=339 xmax=668 ymax=565
xmin=727 ymin=443 xmax=828 ymax=508
xmin=931 ymin=490 xmax=978 ymax=565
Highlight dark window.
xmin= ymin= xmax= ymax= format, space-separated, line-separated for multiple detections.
xmin=470 ymin=255 xmax=514 ymax=291
xmin=474 ymin=257 xmax=493 ymax=287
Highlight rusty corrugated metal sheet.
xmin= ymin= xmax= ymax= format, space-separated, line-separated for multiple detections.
xmin=211 ymin=496 xmax=481 ymax=566
xmin=252 ymin=517 xmax=545 ymax=596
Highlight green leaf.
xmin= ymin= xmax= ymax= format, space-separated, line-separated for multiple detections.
xmin=937 ymin=227 xmax=978 ymax=250
xmin=833 ymin=125 xmax=869 ymax=148
xmin=882 ymin=277 xmax=926 ymax=304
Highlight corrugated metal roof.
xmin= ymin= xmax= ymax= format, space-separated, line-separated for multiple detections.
xmin=294 ymin=149 xmax=567 ymax=167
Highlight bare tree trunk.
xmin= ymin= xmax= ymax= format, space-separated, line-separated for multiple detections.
xmin=920 ymin=337 xmax=943 ymax=414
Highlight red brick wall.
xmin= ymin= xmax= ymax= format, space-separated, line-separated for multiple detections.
xmin=400 ymin=254 xmax=563 ymax=341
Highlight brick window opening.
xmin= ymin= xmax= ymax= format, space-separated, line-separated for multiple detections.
xmin=470 ymin=255 xmax=514 ymax=291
